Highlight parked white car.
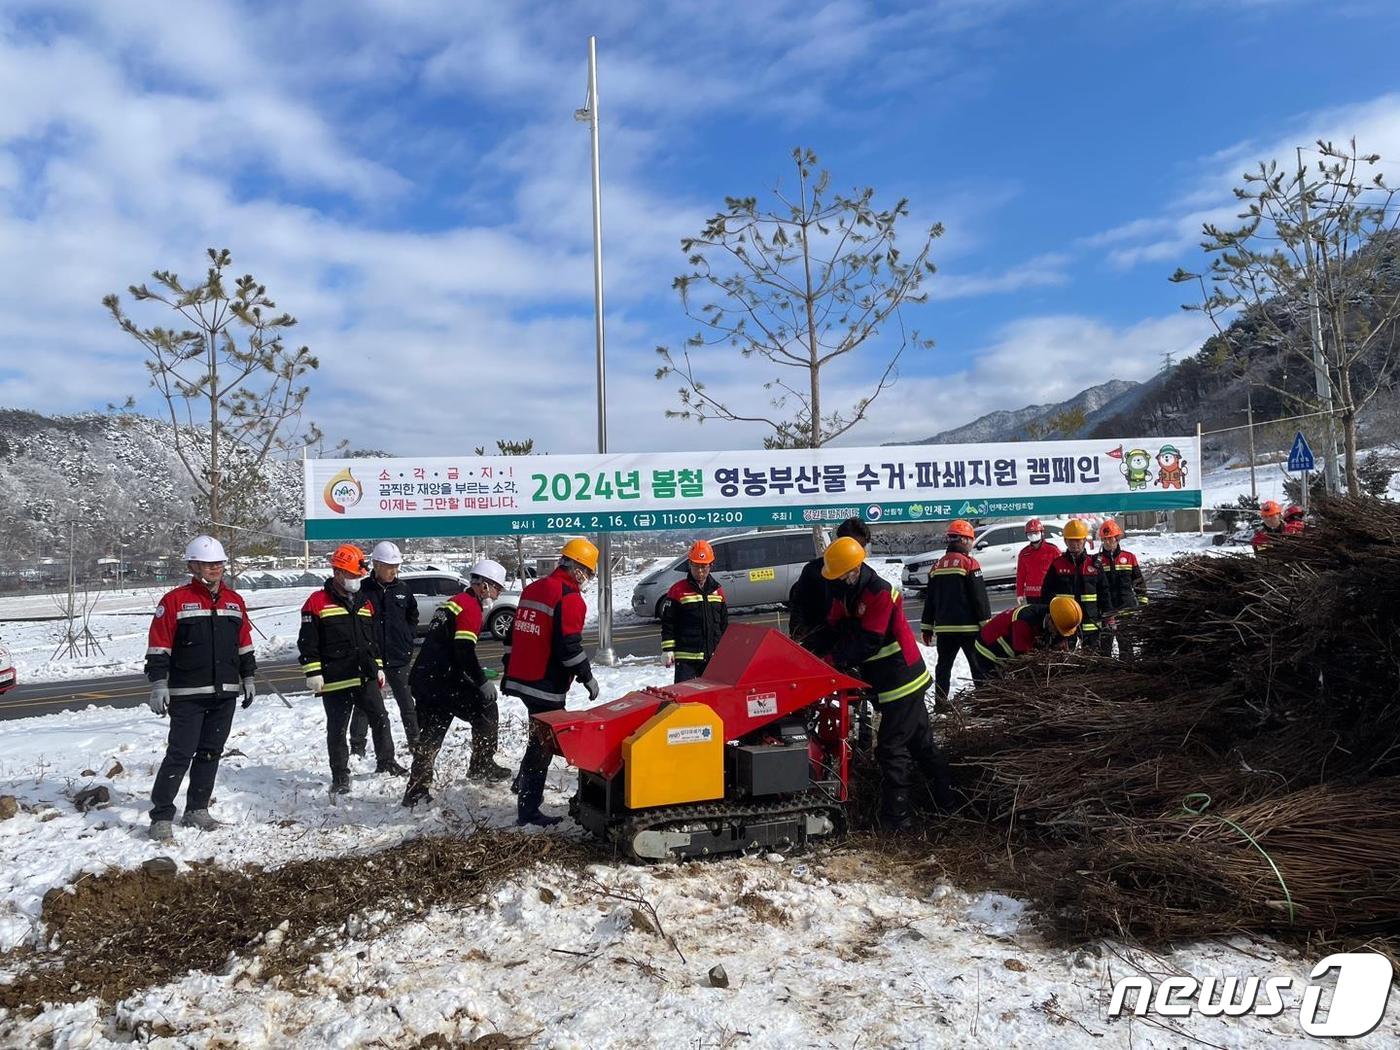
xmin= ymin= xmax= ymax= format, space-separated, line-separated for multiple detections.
xmin=631 ymin=528 xmax=827 ymax=620
xmin=902 ymin=521 xmax=1070 ymax=592
xmin=0 ymin=639 xmax=14 ymax=694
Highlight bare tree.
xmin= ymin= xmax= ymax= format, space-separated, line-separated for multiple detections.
xmin=656 ymin=148 xmax=940 ymax=450
xmin=1173 ymin=139 xmax=1400 ymax=495
xmin=104 ymin=248 xmax=322 ymax=541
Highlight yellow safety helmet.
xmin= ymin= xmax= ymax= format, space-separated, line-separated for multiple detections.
xmin=1048 ymin=596 xmax=1083 ymax=636
xmin=821 ymin=536 xmax=867 ymax=580
xmin=560 ymin=537 xmax=600 ymax=573
xmin=1062 ymin=519 xmax=1091 ymax=541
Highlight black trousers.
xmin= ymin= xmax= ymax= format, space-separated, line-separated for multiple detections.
xmin=405 ymin=690 xmax=499 ymax=795
xmin=513 ymin=695 xmax=564 ymax=818
xmin=933 ymin=634 xmax=982 ymax=698
xmin=323 ymin=683 xmax=394 ymax=777
xmin=875 ymin=688 xmax=954 ymax=821
xmin=351 ymin=664 xmax=418 ymax=749
xmin=150 ymin=696 xmax=237 ymax=822
xmin=673 ymin=658 xmax=706 ymax=683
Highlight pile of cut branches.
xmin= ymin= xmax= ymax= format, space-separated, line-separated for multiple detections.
xmin=942 ymin=496 xmax=1400 ymax=945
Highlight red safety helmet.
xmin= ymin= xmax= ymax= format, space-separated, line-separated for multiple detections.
xmin=946 ymin=519 xmax=976 ymax=541
xmin=1025 ymin=518 xmax=1043 ymax=535
xmin=1098 ymin=519 xmax=1124 ymax=540
xmin=1260 ymin=500 xmax=1282 ymax=517
xmin=688 ymin=539 xmax=715 ymax=565
xmin=1284 ymin=504 xmax=1304 ymax=521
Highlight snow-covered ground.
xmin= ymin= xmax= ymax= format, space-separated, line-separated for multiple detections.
xmin=0 ymin=656 xmax=1388 ymax=1048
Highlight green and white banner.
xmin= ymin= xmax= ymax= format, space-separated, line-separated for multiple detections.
xmin=303 ymin=437 xmax=1200 ymax=540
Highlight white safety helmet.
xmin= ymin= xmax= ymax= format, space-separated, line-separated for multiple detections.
xmin=371 ymin=541 xmax=403 ymax=565
xmin=185 ymin=535 xmax=227 ymax=563
xmin=469 ymin=559 xmax=508 ymax=589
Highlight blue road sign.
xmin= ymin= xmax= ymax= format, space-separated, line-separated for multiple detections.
xmin=1288 ymin=431 xmax=1316 ymax=473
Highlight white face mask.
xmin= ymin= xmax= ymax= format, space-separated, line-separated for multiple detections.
xmin=1026 ymin=532 xmax=1043 ymax=543
xmin=343 ymin=576 xmax=362 ymax=594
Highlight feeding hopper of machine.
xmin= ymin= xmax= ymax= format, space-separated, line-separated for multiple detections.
xmin=533 ymin=625 xmax=867 ymax=778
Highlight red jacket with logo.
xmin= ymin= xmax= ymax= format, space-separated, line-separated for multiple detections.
xmin=821 ymin=566 xmax=930 ymax=704
xmin=919 ymin=549 xmax=991 ymax=635
xmin=1095 ymin=548 xmax=1148 ymax=614
xmin=1016 ymin=540 xmax=1061 ymax=600
xmin=145 ymin=580 xmax=255 ymax=699
xmin=1252 ymin=522 xmax=1288 ymax=551
xmin=504 ymin=567 xmax=593 ymax=709
xmin=973 ymin=604 xmax=1046 ymax=667
xmin=1040 ymin=551 xmax=1109 ymax=634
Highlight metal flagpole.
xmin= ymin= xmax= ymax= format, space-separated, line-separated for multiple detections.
xmin=577 ymin=35 xmax=615 ymax=666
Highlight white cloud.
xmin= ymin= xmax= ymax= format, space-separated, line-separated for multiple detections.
xmin=1090 ymin=92 xmax=1400 ymax=274
xmin=929 ymin=253 xmax=1071 ymax=300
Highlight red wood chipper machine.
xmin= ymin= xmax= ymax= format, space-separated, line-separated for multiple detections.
xmin=532 ymin=624 xmax=868 ymax=861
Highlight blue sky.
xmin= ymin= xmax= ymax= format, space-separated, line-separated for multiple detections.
xmin=1 ymin=0 xmax=1398 ymax=455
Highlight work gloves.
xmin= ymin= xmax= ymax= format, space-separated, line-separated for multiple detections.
xmin=306 ymin=674 xmax=325 ymax=695
xmin=663 ymin=653 xmax=675 ymax=668
xmin=479 ymin=680 xmax=498 ymax=706
xmin=376 ymin=669 xmax=386 ymax=690
xmin=583 ymin=677 xmax=600 ymax=703
xmin=148 ymin=679 xmax=169 ymax=716
xmin=241 ymin=677 xmax=256 ymax=709
xmin=920 ymin=630 xmax=934 ymax=647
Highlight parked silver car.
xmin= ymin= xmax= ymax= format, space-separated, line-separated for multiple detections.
xmin=631 ymin=528 xmax=826 ymax=620
xmin=902 ymin=521 xmax=1068 ymax=593
xmin=399 ymin=569 xmax=468 ymax=635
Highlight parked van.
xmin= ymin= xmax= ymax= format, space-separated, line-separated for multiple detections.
xmin=630 ymin=528 xmax=826 ymax=620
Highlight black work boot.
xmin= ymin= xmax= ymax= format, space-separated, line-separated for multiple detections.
xmin=879 ymin=790 xmax=912 ymax=833
xmin=401 ymin=781 xmax=433 ymax=808
xmin=330 ymin=770 xmax=351 ymax=796
xmin=515 ymin=770 xmax=562 ymax=826
xmin=376 ymin=759 xmax=409 ymax=776
xmin=467 ymin=739 xmax=511 ymax=782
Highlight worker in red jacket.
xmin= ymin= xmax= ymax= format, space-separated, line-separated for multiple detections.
xmin=298 ymin=544 xmax=406 ymax=796
xmin=144 ymin=535 xmax=256 ymax=842
xmin=1283 ymin=504 xmax=1306 ymax=535
xmin=972 ymin=596 xmax=1082 ymax=676
xmin=660 ymin=539 xmax=729 ymax=682
xmin=810 ymin=537 xmax=954 ymax=830
xmin=918 ymin=519 xmax=991 ymax=701
xmin=1252 ymin=500 xmax=1287 ymax=551
xmin=1095 ymin=519 xmax=1148 ymax=658
xmin=1040 ymin=519 xmax=1110 ymax=652
xmin=505 ymin=537 xmax=601 ymax=826
xmin=1015 ymin=518 xmax=1060 ymax=604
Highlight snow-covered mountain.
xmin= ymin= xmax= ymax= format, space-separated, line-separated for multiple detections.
xmin=894 ymin=379 xmax=1142 ymax=445
xmin=0 ymin=408 xmax=301 ymax=561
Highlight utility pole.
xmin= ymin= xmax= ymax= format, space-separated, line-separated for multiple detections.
xmin=1296 ymin=147 xmax=1341 ymax=494
xmin=301 ymin=445 xmax=310 ymax=571
xmin=576 ymin=35 xmax=615 ymax=667
xmin=1245 ymin=384 xmax=1258 ymax=501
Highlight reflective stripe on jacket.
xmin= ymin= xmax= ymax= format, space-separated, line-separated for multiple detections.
xmin=919 ymin=548 xmax=991 ymax=635
xmin=145 ymin=580 xmax=255 ymax=698
xmin=824 ymin=566 xmax=930 ymax=704
xmin=1096 ymin=548 xmax=1148 ymax=614
xmin=297 ymin=581 xmax=382 ymax=692
xmin=660 ymin=574 xmax=728 ymax=665
xmin=411 ymin=589 xmax=487 ymax=703
xmin=1040 ymin=552 xmax=1108 ymax=633
xmin=974 ymin=604 xmax=1044 ymax=666
xmin=503 ymin=567 xmax=592 ymax=708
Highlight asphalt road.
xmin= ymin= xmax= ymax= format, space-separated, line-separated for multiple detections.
xmin=0 ymin=589 xmax=1020 ymax=721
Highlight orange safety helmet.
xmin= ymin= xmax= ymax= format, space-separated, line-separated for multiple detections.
xmin=687 ymin=539 xmax=715 ymax=565
xmin=329 ymin=543 xmax=368 ymax=575
xmin=946 ymin=519 xmax=976 ymax=541
xmin=1098 ymin=519 xmax=1124 ymax=540
xmin=1260 ymin=500 xmax=1282 ymax=517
